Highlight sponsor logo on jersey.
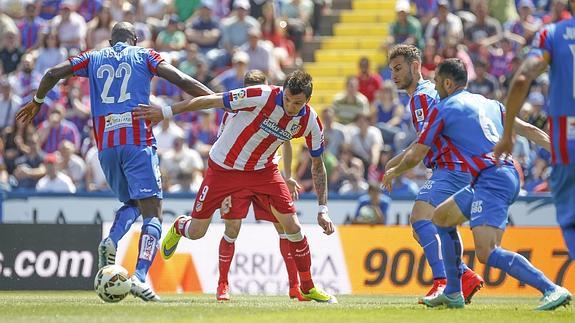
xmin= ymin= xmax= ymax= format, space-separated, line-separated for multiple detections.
xmin=104 ymin=112 xmax=132 ymax=131
xmin=230 ymin=89 xmax=247 ymax=101
xmin=260 ymin=118 xmax=292 ymax=141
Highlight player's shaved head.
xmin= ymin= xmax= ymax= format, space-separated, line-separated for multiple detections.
xmin=110 ymin=22 xmax=137 ymax=46
xmin=437 ymin=58 xmax=468 ymax=87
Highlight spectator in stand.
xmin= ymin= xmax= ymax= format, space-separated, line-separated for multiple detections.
xmin=156 ymin=15 xmax=187 ymax=54
xmin=332 ymin=76 xmax=370 ymax=125
xmin=349 ymin=112 xmax=383 ymax=170
xmin=352 ymin=182 xmax=391 ymax=224
xmin=186 ymin=0 xmax=221 ymax=56
xmin=8 ymin=54 xmax=42 ymax=103
xmin=178 ymin=43 xmax=203 ymax=77
xmin=161 ymin=135 xmax=204 ymax=180
xmin=240 ymin=28 xmax=273 ymax=76
xmin=463 ymin=0 xmax=502 ymax=56
xmin=193 ymin=58 xmax=215 ymax=86
xmin=338 ymin=157 xmax=369 ymax=196
xmin=388 ymin=174 xmax=420 ymax=196
xmin=122 ymin=5 xmax=153 ymax=48
xmin=38 ymin=106 xmax=81 ymax=153
xmin=84 ymin=129 xmax=108 ymax=192
xmin=187 ymin=111 xmax=218 ymax=160
xmin=526 ymin=91 xmax=548 ymax=130
xmin=221 ymin=0 xmax=260 ymax=57
xmin=280 ymin=0 xmax=313 ymax=63
xmin=368 ymin=144 xmax=393 ymax=183
xmin=421 ymin=39 xmax=440 ymax=79
xmin=86 ymin=4 xmax=115 ymax=49
xmin=36 ymin=153 xmax=76 ymax=193
xmin=356 ymin=57 xmax=383 ymax=104
xmin=12 ymin=133 xmax=45 ymax=189
xmin=78 ymin=0 xmax=104 ymax=22
xmin=58 ymin=140 xmax=86 ymax=188
xmin=320 ymin=107 xmax=349 ymax=158
xmin=0 ymin=76 xmax=21 ymax=129
xmin=210 ymin=51 xmax=249 ymax=91
xmin=389 ymin=0 xmax=424 ymax=50
xmin=413 ymin=0 xmax=438 ymax=27
xmin=0 ymin=30 xmax=24 ymax=74
xmin=33 ymin=31 xmax=67 ymax=74
xmin=372 ymin=81 xmax=406 ymax=149
xmin=173 ymin=0 xmax=201 ymax=22
xmin=505 ymin=0 xmax=541 ymax=43
xmin=467 ymin=59 xmax=500 ymax=99
xmin=52 ymin=1 xmax=87 ymax=52
xmin=62 ymin=82 xmax=90 ymax=134
xmin=424 ymin=0 xmax=463 ymax=51
xmin=442 ymin=38 xmax=476 ymax=81
xmin=260 ymin=1 xmax=296 ymax=65
xmin=542 ymin=0 xmax=572 ymax=24
xmin=139 ymin=0 xmax=171 ymax=28
xmin=18 ymin=2 xmax=46 ymax=51
xmin=0 ymin=137 xmax=9 ymax=191
xmin=0 ymin=7 xmax=18 ymax=49
xmin=154 ymin=119 xmax=186 ymax=154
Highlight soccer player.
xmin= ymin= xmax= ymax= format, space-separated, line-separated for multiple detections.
xmin=386 ymin=44 xmax=483 ymax=303
xmin=215 ymin=70 xmax=307 ymax=302
xmin=16 ymin=22 xmax=213 ymax=301
xmin=133 ymin=70 xmax=337 ymax=303
xmin=383 ymin=58 xmax=571 ymax=310
xmin=494 ymin=3 xmax=575 ymax=261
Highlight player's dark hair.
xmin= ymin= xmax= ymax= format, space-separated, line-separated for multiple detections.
xmin=389 ymin=44 xmax=422 ymax=63
xmin=283 ymin=70 xmax=313 ymax=99
xmin=437 ymin=58 xmax=468 ymax=87
xmin=111 ymin=22 xmax=137 ymax=45
xmin=244 ymin=69 xmax=268 ymax=86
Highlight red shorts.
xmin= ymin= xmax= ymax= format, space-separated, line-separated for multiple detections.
xmin=190 ymin=159 xmax=296 ymax=222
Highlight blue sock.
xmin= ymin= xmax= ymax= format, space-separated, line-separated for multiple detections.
xmin=487 ymin=247 xmax=555 ymax=293
xmin=108 ymin=204 xmax=140 ymax=247
xmin=437 ymin=226 xmax=463 ymax=294
xmin=134 ymin=217 xmax=162 ymax=282
xmin=561 ymin=225 xmax=575 ymax=259
xmin=412 ymin=220 xmax=446 ymax=279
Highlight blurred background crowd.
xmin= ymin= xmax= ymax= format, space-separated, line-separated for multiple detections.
xmin=0 ymin=0 xmax=564 ymax=223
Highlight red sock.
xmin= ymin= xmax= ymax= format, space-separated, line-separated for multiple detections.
xmin=175 ymin=216 xmax=191 ymax=237
xmin=218 ymin=237 xmax=235 ymax=285
xmin=288 ymin=236 xmax=314 ymax=293
xmin=279 ymin=237 xmax=299 ymax=288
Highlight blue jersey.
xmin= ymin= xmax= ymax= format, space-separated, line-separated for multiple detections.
xmin=532 ymin=19 xmax=575 ymax=165
xmin=418 ymin=90 xmax=513 ymax=177
xmin=410 ymin=80 xmax=468 ymax=171
xmin=69 ymin=42 xmax=164 ymax=150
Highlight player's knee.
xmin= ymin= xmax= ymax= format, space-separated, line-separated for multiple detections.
xmin=431 ymin=208 xmax=449 ymax=227
xmin=281 ymin=221 xmax=301 ymax=235
xmin=187 ymin=225 xmax=208 ymax=240
xmin=475 ymin=246 xmax=493 ymax=264
xmin=224 ymin=222 xmax=241 ymax=239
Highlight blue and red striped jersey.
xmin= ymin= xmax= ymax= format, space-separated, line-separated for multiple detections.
xmin=531 ymin=19 xmax=575 ymax=165
xmin=69 ymin=42 xmax=164 ymax=150
xmin=418 ymin=90 xmax=513 ymax=177
xmin=410 ymin=80 xmax=467 ymax=171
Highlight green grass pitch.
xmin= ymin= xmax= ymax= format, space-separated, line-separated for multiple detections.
xmin=0 ymin=292 xmax=573 ymax=322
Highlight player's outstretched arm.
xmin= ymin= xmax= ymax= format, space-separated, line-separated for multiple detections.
xmin=133 ymin=94 xmax=224 ymax=123
xmin=282 ymin=142 xmax=301 ymax=200
xmin=513 ymin=117 xmax=551 ymax=152
xmin=16 ymin=61 xmax=73 ymax=124
xmin=156 ymin=61 xmax=214 ymax=97
xmin=382 ymin=143 xmax=429 ymax=192
xmin=494 ymin=55 xmax=549 ymax=159
xmin=311 ymin=155 xmax=334 ymax=235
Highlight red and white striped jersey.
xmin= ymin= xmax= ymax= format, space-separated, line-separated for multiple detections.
xmin=210 ymin=85 xmax=324 ymax=171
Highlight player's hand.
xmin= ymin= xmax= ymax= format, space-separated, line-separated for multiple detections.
xmin=493 ymin=137 xmax=514 ymax=166
xmin=133 ymin=104 xmax=164 ymax=125
xmin=317 ymin=212 xmax=335 ymax=235
xmin=381 ymin=168 xmax=397 ymax=192
xmin=285 ymin=177 xmax=301 ymax=200
xmin=15 ymin=100 xmax=41 ymax=124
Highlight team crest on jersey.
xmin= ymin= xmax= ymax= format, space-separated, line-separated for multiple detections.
xmin=290 ymin=123 xmax=302 ymax=135
xmin=195 ymin=202 xmax=203 ymax=212
xmin=230 ymin=89 xmax=247 ymax=101
xmin=415 ymin=109 xmax=425 ymax=122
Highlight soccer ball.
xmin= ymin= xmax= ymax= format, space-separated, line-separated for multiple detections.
xmin=94 ymin=265 xmax=132 ymax=303
xmin=357 ymin=205 xmax=378 ymax=223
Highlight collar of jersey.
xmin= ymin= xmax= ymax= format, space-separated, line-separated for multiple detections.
xmin=276 ymin=90 xmax=307 ymax=117
xmin=417 ymin=79 xmax=431 ymax=89
xmin=112 ymin=42 xmax=129 ymax=51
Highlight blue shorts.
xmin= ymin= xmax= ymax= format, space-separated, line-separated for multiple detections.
xmin=454 ymin=165 xmax=520 ymax=230
xmin=549 ymin=164 xmax=575 ymax=228
xmin=99 ymin=145 xmax=162 ymax=203
xmin=416 ymin=168 xmax=472 ymax=207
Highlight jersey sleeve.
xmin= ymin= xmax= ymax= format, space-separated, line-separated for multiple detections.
xmin=417 ymin=105 xmax=445 ymax=147
xmin=304 ymin=113 xmax=325 ymax=157
xmin=68 ymin=51 xmax=92 ymax=77
xmin=530 ymin=24 xmax=555 ymax=59
xmin=222 ymin=85 xmax=272 ymax=112
xmin=145 ymin=48 xmax=165 ymax=76
xmin=410 ymin=93 xmax=434 ymax=133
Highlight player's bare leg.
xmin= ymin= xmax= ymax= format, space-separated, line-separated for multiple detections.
xmin=127 ymin=197 xmax=162 ymax=302
xmin=270 ymin=206 xmax=336 ymax=303
xmin=273 ymin=222 xmax=308 ymax=301
xmin=216 ymin=219 xmax=242 ymax=301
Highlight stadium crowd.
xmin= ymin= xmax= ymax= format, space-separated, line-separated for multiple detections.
xmin=0 ymin=0 xmax=563 ymax=212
